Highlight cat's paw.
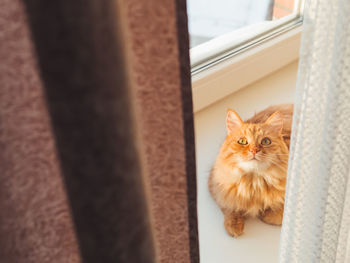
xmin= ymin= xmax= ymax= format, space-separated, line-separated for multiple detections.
xmin=224 ymin=216 xmax=244 ymax=237
xmin=260 ymin=208 xmax=283 ymax=226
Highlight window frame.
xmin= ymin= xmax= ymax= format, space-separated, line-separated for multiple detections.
xmin=190 ymin=0 xmax=304 ymax=112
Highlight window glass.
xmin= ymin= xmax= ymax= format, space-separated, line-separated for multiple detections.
xmin=188 ymin=0 xmax=295 ymax=48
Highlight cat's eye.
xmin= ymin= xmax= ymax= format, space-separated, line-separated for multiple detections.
xmin=238 ymin=138 xmax=248 ymax=145
xmin=261 ymin=137 xmax=271 ymax=145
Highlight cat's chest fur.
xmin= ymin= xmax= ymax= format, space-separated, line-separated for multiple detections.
xmin=210 ymin=164 xmax=285 ymax=216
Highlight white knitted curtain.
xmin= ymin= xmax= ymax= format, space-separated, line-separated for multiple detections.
xmin=279 ymin=0 xmax=350 ymax=262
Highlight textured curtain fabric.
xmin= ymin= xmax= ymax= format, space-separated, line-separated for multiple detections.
xmin=279 ymin=0 xmax=350 ymax=262
xmin=0 ymin=0 xmax=198 ymax=262
xmin=0 ymin=1 xmax=81 ymax=262
xmin=117 ymin=1 xmax=199 ymax=262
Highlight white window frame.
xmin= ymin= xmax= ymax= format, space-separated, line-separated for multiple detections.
xmin=190 ymin=0 xmax=304 ymax=112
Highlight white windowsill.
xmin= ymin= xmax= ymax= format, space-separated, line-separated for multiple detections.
xmin=194 ymin=61 xmax=299 ymax=263
xmin=191 ymin=25 xmax=302 ymax=112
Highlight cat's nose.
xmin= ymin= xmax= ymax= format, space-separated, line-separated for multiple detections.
xmin=250 ymin=148 xmax=260 ymax=155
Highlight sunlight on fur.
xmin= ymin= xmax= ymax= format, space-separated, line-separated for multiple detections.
xmin=209 ymin=104 xmax=293 ymax=237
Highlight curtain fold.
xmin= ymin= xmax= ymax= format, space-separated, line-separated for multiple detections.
xmin=0 ymin=0 xmax=81 ymax=262
xmin=22 ymin=0 xmax=156 ymax=262
xmin=279 ymin=0 xmax=350 ymax=262
xmin=118 ymin=1 xmax=199 ymax=262
xmin=0 ymin=0 xmax=198 ymax=262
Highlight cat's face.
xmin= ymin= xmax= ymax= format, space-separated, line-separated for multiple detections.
xmin=224 ymin=109 xmax=288 ymax=172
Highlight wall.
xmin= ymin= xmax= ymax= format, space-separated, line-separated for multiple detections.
xmin=194 ymin=61 xmax=298 ymax=263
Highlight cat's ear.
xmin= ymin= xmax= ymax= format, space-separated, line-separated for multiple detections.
xmin=226 ymin=109 xmax=243 ymax=133
xmin=265 ymin=111 xmax=283 ymax=133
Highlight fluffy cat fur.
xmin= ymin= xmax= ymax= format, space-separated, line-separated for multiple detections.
xmin=209 ymin=104 xmax=293 ymax=237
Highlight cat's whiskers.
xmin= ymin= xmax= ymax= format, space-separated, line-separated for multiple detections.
xmin=259 ymin=153 xmax=289 ymax=163
xmin=259 ymin=153 xmax=288 ymax=162
xmin=263 ymin=158 xmax=288 ymax=172
xmin=257 ymin=154 xmax=288 ymax=172
xmin=243 ymin=154 xmax=287 ymax=173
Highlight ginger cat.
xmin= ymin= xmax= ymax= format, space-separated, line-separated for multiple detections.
xmin=209 ymin=104 xmax=293 ymax=237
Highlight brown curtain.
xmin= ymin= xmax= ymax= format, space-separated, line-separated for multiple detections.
xmin=0 ymin=0 xmax=198 ymax=262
